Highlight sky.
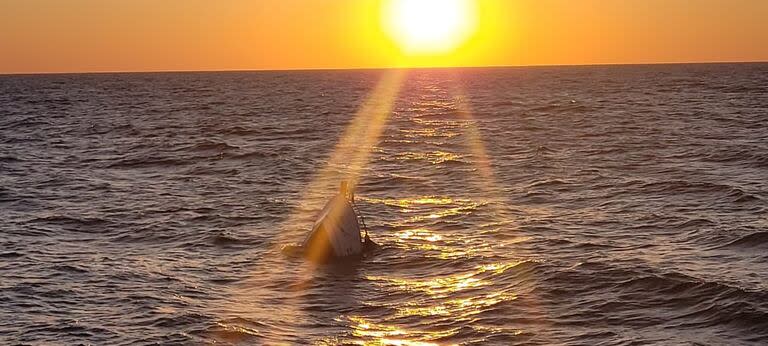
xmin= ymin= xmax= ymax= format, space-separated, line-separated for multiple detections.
xmin=1 ymin=0 xmax=767 ymax=74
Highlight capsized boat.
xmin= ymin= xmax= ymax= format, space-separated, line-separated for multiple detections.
xmin=301 ymin=182 xmax=376 ymax=262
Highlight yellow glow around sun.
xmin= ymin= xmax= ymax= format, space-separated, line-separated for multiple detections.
xmin=383 ymin=0 xmax=478 ymax=55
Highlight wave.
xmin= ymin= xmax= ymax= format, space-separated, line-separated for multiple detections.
xmin=359 ymin=175 xmax=432 ymax=190
xmin=526 ymin=179 xmax=575 ymax=192
xmin=713 ymin=84 xmax=768 ymax=94
xmin=203 ymin=322 xmax=263 ymax=343
xmin=491 ymin=100 xmax=525 ymax=107
xmin=105 ymin=156 xmax=189 ymax=169
xmin=719 ymin=231 xmax=768 ymax=249
xmin=182 ymin=139 xmax=240 ymax=152
xmin=637 ymin=180 xmax=752 ymax=197
xmin=27 ymin=215 xmax=112 ymax=232
xmin=539 ymin=238 xmax=620 ymax=251
xmin=209 ymin=231 xmax=257 ymax=247
xmin=528 ymin=103 xmax=594 ymax=113
xmin=195 ymin=317 xmax=295 ymax=344
xmin=19 ymin=323 xmax=115 ymax=341
xmin=0 ymin=155 xmax=22 ymax=163
xmin=0 ymin=117 xmax=51 ymax=130
xmin=221 ymin=125 xmax=260 ymax=136
xmin=674 ymin=218 xmax=717 ymax=231
xmin=50 ymin=264 xmax=89 ymax=274
xmin=223 ymin=151 xmax=279 ymax=161
xmin=724 ymin=188 xmax=763 ymax=204
xmin=538 ymin=261 xmax=768 ymax=339
xmin=149 ymin=312 xmax=211 ymax=328
xmin=703 ymin=146 xmax=768 ymax=168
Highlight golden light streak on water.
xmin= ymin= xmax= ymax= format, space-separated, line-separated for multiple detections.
xmin=351 ymin=261 xmax=527 ymax=344
xmin=360 ymin=196 xmax=459 ymax=208
xmin=227 ymin=71 xmax=544 ymax=345
xmin=396 ymin=229 xmax=443 ymax=242
xmin=318 ymin=78 xmax=540 ymax=344
xmin=342 ymin=315 xmax=447 ymax=346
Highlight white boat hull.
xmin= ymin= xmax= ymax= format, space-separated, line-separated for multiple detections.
xmin=302 ymin=194 xmax=363 ymax=261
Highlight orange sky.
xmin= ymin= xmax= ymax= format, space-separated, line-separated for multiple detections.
xmin=1 ymin=0 xmax=767 ymax=74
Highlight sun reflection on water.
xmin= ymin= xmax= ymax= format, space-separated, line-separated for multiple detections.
xmin=397 ymin=229 xmax=442 ymax=242
xmin=394 ymin=150 xmax=465 ymax=164
xmin=342 ymin=315 xmax=447 ymax=346
xmin=220 ymin=70 xmax=555 ymax=345
xmin=339 ymin=261 xmax=525 ymax=345
xmin=400 ymin=127 xmax=460 ymax=139
xmin=362 ymin=196 xmax=460 ymax=208
xmin=411 ymin=202 xmax=481 ymax=222
xmin=368 ymin=261 xmax=523 ymax=295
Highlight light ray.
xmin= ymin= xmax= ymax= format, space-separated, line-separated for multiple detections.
xmin=215 ymin=70 xmax=405 ymax=343
xmin=278 ymin=69 xmax=405 ymax=244
xmin=449 ymin=80 xmax=552 ymax=334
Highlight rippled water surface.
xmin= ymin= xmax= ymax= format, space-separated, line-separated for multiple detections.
xmin=2 ymin=64 xmax=768 ymax=345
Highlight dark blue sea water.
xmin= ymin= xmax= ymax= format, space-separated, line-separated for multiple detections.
xmin=1 ymin=63 xmax=767 ymax=345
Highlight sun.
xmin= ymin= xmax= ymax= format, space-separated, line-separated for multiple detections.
xmin=383 ymin=0 xmax=478 ymax=55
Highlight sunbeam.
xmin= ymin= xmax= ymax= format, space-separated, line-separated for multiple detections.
xmin=450 ymin=81 xmax=552 ymax=333
xmin=447 ymin=82 xmax=517 ymax=230
xmin=217 ymin=70 xmax=405 ymax=342
xmin=278 ymin=69 xmax=405 ymax=244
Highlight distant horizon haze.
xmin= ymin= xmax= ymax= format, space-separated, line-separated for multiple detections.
xmin=1 ymin=60 xmax=768 ymax=76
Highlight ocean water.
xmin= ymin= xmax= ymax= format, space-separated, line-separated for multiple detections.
xmin=1 ymin=63 xmax=767 ymax=345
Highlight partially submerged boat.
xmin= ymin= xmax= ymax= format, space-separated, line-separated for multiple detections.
xmin=301 ymin=182 xmax=376 ymax=263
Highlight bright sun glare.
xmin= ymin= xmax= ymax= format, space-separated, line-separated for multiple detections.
xmin=383 ymin=0 xmax=477 ymax=55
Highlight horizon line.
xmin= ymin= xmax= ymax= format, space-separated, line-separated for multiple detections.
xmin=1 ymin=59 xmax=767 ymax=76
